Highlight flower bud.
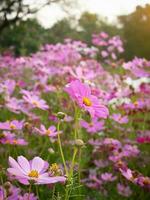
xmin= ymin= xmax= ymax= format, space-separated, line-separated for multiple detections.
xmin=57 ymin=112 xmax=66 ymax=120
xmin=4 ymin=182 xmax=11 ymax=189
xmin=74 ymin=139 xmax=85 ymax=147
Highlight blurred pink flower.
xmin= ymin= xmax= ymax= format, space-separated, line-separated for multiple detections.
xmin=0 ymin=120 xmax=24 ymax=130
xmin=22 ymin=90 xmax=49 ymax=110
xmin=34 ymin=124 xmax=60 ymax=137
xmin=101 ymin=173 xmax=117 ymax=182
xmin=117 ymin=183 xmax=132 ymax=197
xmin=80 ymin=118 xmax=104 ymax=134
xmin=111 ymin=113 xmax=128 ymax=124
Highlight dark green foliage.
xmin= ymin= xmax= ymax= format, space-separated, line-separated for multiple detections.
xmin=0 ymin=19 xmax=45 ymax=55
xmin=119 ymin=4 xmax=150 ymax=60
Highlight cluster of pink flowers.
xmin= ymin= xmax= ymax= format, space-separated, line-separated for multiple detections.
xmin=0 ymin=183 xmax=37 ymax=200
xmin=0 ymin=31 xmax=149 ymax=199
xmin=92 ymin=32 xmax=124 ymax=63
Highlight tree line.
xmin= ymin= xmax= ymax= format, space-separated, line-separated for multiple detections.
xmin=0 ymin=1 xmax=150 ymax=60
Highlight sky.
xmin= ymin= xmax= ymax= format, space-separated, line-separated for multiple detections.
xmin=36 ymin=0 xmax=150 ymax=28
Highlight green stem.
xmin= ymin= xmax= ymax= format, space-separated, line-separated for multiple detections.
xmin=69 ymin=147 xmax=78 ymax=180
xmin=52 ymin=185 xmax=56 ymax=200
xmin=78 ymin=148 xmax=82 ymax=199
xmin=40 ymin=137 xmax=49 ymax=156
xmin=35 ymin=185 xmax=39 ymax=199
xmin=78 ymin=148 xmax=82 ymax=184
xmin=57 ymin=122 xmax=68 ymax=176
xmin=28 ymin=184 xmax=32 ymax=200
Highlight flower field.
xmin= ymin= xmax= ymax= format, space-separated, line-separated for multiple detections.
xmin=0 ymin=32 xmax=150 ymax=200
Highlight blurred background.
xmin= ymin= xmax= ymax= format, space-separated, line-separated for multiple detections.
xmin=0 ymin=0 xmax=150 ymax=60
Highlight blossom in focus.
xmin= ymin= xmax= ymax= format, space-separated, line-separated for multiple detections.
xmin=7 ymin=156 xmax=66 ymax=185
xmin=65 ymin=80 xmax=109 ymax=118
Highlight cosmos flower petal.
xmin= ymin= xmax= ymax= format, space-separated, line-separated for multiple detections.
xmin=17 ymin=156 xmax=30 ymax=173
xmin=31 ymin=157 xmax=45 ymax=173
xmin=7 ymin=168 xmax=26 ymax=177
xmin=9 ymin=156 xmax=26 ymax=174
xmin=36 ymin=176 xmax=66 ymax=184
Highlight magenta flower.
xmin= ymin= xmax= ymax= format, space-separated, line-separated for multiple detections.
xmin=80 ymin=118 xmax=104 ymax=134
xmin=137 ymin=137 xmax=150 ymax=143
xmin=111 ymin=113 xmax=128 ymax=124
xmin=101 ymin=172 xmax=117 ymax=182
xmin=18 ymin=193 xmax=38 ymax=200
xmin=0 ymin=120 xmax=24 ymax=130
xmin=65 ymin=80 xmax=109 ymax=118
xmin=0 ymin=132 xmax=28 ymax=146
xmin=120 ymin=168 xmax=133 ymax=181
xmin=123 ymin=100 xmax=145 ymax=111
xmin=7 ymin=156 xmax=66 ymax=185
xmin=5 ymin=97 xmax=23 ymax=114
xmin=117 ymin=183 xmax=132 ymax=197
xmin=22 ymin=90 xmax=49 ymax=110
xmin=34 ymin=124 xmax=59 ymax=137
xmin=0 ymin=183 xmax=37 ymax=200
xmin=0 ymin=79 xmax=16 ymax=96
xmin=0 ymin=184 xmax=20 ymax=200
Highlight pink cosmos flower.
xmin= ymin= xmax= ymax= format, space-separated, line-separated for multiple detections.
xmin=0 ymin=184 xmax=37 ymax=200
xmin=7 ymin=156 xmax=66 ymax=185
xmin=65 ymin=80 xmax=109 ymax=118
xmin=0 ymin=120 xmax=24 ymax=130
xmin=101 ymin=173 xmax=117 ymax=182
xmin=5 ymin=97 xmax=23 ymax=114
xmin=117 ymin=183 xmax=132 ymax=197
xmin=137 ymin=137 xmax=150 ymax=143
xmin=0 ymin=131 xmax=28 ymax=146
xmin=122 ymin=144 xmax=139 ymax=157
xmin=34 ymin=124 xmax=59 ymax=137
xmin=120 ymin=168 xmax=133 ymax=181
xmin=0 ymin=184 xmax=20 ymax=200
xmin=111 ymin=113 xmax=128 ymax=124
xmin=101 ymin=50 xmax=109 ymax=58
xmin=69 ymin=66 xmax=96 ymax=81
xmin=94 ymin=160 xmax=109 ymax=168
xmin=0 ymin=79 xmax=16 ymax=96
xmin=22 ymin=90 xmax=49 ymax=110
xmin=123 ymin=100 xmax=145 ymax=111
xmin=18 ymin=193 xmax=38 ymax=200
xmin=103 ymin=138 xmax=121 ymax=150
xmin=80 ymin=118 xmax=105 ymax=134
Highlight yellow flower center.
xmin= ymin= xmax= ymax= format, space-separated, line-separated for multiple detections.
xmin=89 ymin=122 xmax=94 ymax=127
xmin=49 ymin=163 xmax=61 ymax=176
xmin=134 ymin=101 xmax=138 ymax=107
xmin=10 ymin=123 xmax=16 ymax=129
xmin=143 ymin=177 xmax=150 ymax=185
xmin=28 ymin=170 xmax=39 ymax=178
xmin=32 ymin=100 xmax=40 ymax=107
xmin=83 ymin=97 xmax=92 ymax=106
xmin=13 ymin=139 xmax=18 ymax=144
xmin=45 ymin=130 xmax=51 ymax=135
